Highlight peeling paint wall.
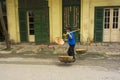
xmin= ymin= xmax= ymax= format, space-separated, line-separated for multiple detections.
xmin=6 ymin=0 xmax=20 ymax=43
xmin=81 ymin=0 xmax=120 ymax=43
xmin=6 ymin=0 xmax=120 ymax=43
xmin=49 ymin=0 xmax=62 ymax=43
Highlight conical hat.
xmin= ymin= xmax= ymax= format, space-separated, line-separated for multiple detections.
xmin=55 ymin=37 xmax=64 ymax=45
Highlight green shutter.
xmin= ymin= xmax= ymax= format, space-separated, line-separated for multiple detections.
xmin=19 ymin=8 xmax=28 ymax=42
xmin=34 ymin=8 xmax=49 ymax=44
xmin=18 ymin=0 xmax=26 ymax=8
xmin=62 ymin=0 xmax=80 ymax=42
xmin=94 ymin=7 xmax=104 ymax=42
xmin=34 ymin=10 xmax=42 ymax=43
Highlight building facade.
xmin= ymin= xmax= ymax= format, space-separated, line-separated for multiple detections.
xmin=0 ymin=0 xmax=120 ymax=44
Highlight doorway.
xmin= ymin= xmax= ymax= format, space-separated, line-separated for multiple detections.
xmin=0 ymin=0 xmax=7 ymax=42
xmin=62 ymin=0 xmax=81 ymax=42
xmin=26 ymin=9 xmax=49 ymax=43
xmin=19 ymin=0 xmax=49 ymax=43
xmin=103 ymin=8 xmax=120 ymax=42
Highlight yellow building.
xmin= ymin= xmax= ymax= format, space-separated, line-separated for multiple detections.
xmin=0 ymin=0 xmax=120 ymax=44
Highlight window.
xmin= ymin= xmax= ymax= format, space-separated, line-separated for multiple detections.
xmin=104 ymin=9 xmax=110 ymax=29
xmin=113 ymin=8 xmax=118 ymax=29
xmin=104 ymin=8 xmax=119 ymax=29
xmin=28 ymin=11 xmax=34 ymax=35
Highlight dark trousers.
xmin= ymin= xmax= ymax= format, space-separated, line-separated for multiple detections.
xmin=67 ymin=45 xmax=75 ymax=59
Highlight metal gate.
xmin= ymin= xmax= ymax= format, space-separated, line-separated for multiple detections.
xmin=62 ymin=0 xmax=80 ymax=42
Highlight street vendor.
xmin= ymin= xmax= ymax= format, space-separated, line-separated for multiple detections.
xmin=63 ymin=26 xmax=76 ymax=62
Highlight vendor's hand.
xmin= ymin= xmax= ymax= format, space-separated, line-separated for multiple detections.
xmin=66 ymin=32 xmax=70 ymax=35
xmin=63 ymin=32 xmax=70 ymax=37
xmin=63 ymin=33 xmax=67 ymax=37
xmin=67 ymin=32 xmax=72 ymax=39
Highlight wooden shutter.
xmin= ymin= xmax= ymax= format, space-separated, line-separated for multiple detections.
xmin=34 ymin=8 xmax=49 ymax=44
xmin=19 ymin=9 xmax=28 ymax=42
xmin=34 ymin=10 xmax=42 ymax=43
xmin=94 ymin=7 xmax=104 ymax=42
xmin=62 ymin=0 xmax=80 ymax=42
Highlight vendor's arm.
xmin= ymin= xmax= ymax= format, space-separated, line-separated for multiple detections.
xmin=67 ymin=32 xmax=72 ymax=39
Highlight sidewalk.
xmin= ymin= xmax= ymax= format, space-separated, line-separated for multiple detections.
xmin=0 ymin=42 xmax=120 ymax=55
xmin=0 ymin=42 xmax=120 ymax=64
xmin=0 ymin=43 xmax=120 ymax=55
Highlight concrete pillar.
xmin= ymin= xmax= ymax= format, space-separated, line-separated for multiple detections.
xmin=6 ymin=0 xmax=20 ymax=43
xmin=49 ymin=0 xmax=62 ymax=43
xmin=81 ymin=0 xmax=90 ymax=44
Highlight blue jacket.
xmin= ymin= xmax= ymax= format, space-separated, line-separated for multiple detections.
xmin=67 ymin=31 xmax=76 ymax=45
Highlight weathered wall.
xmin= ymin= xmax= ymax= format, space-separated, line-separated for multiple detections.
xmin=6 ymin=0 xmax=120 ymax=43
xmin=81 ymin=0 xmax=90 ymax=43
xmin=81 ymin=0 xmax=120 ymax=43
xmin=6 ymin=0 xmax=20 ymax=43
xmin=49 ymin=0 xmax=62 ymax=43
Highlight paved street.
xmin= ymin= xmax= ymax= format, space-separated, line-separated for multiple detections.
xmin=0 ymin=57 xmax=120 ymax=80
xmin=0 ymin=43 xmax=120 ymax=80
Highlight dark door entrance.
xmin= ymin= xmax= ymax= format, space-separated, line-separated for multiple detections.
xmin=0 ymin=0 xmax=7 ymax=42
xmin=62 ymin=0 xmax=80 ymax=42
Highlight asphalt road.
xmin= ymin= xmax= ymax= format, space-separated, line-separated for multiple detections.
xmin=0 ymin=57 xmax=120 ymax=80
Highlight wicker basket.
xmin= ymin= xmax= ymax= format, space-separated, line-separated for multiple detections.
xmin=76 ymin=48 xmax=87 ymax=54
xmin=58 ymin=56 xmax=73 ymax=62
